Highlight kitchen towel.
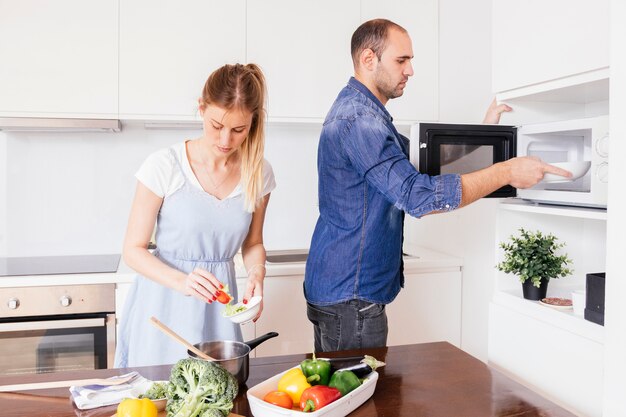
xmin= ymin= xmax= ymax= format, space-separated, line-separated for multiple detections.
xmin=69 ymin=372 xmax=152 ymax=410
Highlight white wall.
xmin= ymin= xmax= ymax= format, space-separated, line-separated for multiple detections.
xmin=0 ymin=132 xmax=7 ymax=256
xmin=603 ymin=0 xmax=626 ymax=414
xmin=3 ymin=122 xmax=319 ymax=257
xmin=405 ymin=0 xmax=497 ymax=362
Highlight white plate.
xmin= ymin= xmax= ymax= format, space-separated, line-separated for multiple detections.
xmin=539 ymin=298 xmax=573 ymax=310
xmin=542 ymin=161 xmax=591 ymax=183
xmin=223 ymin=296 xmax=262 ymax=324
xmin=247 ymin=366 xmax=378 ymax=417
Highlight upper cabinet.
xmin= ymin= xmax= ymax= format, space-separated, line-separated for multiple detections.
xmin=492 ymin=0 xmax=609 ymax=101
xmin=119 ymin=0 xmax=246 ymax=120
xmin=0 ymin=0 xmax=118 ymax=118
xmin=361 ymin=0 xmax=438 ymax=123
xmin=246 ymin=0 xmax=360 ymax=122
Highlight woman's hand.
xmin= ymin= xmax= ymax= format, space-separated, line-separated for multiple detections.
xmin=184 ymin=267 xmax=225 ymax=304
xmin=243 ymin=265 xmax=265 ymax=322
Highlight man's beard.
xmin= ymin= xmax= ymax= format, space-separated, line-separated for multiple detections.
xmin=374 ymin=68 xmax=405 ymax=100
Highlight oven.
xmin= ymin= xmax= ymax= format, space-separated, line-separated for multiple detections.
xmin=0 ymin=284 xmax=116 ymax=376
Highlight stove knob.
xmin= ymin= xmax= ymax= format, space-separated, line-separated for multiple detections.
xmin=60 ymin=295 xmax=72 ymax=307
xmin=7 ymin=298 xmax=20 ymax=310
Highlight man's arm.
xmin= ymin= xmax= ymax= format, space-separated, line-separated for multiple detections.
xmin=459 ymin=156 xmax=572 ymax=208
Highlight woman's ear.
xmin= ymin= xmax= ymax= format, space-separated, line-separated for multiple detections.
xmin=198 ymin=98 xmax=205 ymax=115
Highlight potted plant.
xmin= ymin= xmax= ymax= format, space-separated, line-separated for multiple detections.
xmin=496 ymin=228 xmax=573 ymax=300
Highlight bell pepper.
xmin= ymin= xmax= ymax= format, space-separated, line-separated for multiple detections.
xmin=277 ymin=367 xmax=311 ymax=404
xmin=328 ymin=370 xmax=361 ymax=396
xmin=116 ymin=398 xmax=158 ymax=417
xmin=300 ymin=352 xmax=331 ymax=385
xmin=299 ymin=385 xmax=342 ymax=412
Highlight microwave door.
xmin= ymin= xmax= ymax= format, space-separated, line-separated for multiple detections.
xmin=410 ymin=123 xmax=517 ymax=198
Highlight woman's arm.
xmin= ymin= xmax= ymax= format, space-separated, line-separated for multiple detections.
xmin=122 ymin=181 xmax=221 ymax=304
xmin=240 ymin=193 xmax=271 ymax=320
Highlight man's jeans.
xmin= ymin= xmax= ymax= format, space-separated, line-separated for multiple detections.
xmin=306 ymin=300 xmax=388 ymax=352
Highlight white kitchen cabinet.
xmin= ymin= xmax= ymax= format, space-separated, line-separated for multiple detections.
xmin=115 ymin=282 xmax=131 ymax=341
xmin=0 ymin=0 xmax=118 ymax=118
xmin=235 ymin=278 xmax=256 ymax=351
xmin=492 ymin=0 xmax=609 ymax=98
xmin=253 ymin=274 xmax=313 ymax=357
xmin=360 ymin=0 xmax=439 ymax=122
xmin=489 ymin=302 xmax=603 ymax=417
xmin=246 ymin=0 xmax=360 ymax=121
xmin=119 ymin=0 xmax=246 ymax=120
xmin=386 ymin=269 xmax=462 ymax=347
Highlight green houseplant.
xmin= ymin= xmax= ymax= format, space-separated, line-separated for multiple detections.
xmin=496 ymin=228 xmax=573 ymax=300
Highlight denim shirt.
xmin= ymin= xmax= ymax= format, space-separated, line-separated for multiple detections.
xmin=304 ymin=77 xmax=462 ymax=305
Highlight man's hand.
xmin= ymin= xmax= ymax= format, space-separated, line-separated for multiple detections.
xmin=502 ymin=157 xmax=572 ymax=189
xmin=483 ymin=97 xmax=512 ymax=124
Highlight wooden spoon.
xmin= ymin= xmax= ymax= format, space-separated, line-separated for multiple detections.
xmin=149 ymin=316 xmax=216 ymax=361
xmin=0 ymin=373 xmax=136 ymax=392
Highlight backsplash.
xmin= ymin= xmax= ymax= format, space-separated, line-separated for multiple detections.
xmin=0 ymin=121 xmax=320 ymax=257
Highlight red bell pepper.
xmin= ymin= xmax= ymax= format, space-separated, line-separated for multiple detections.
xmin=299 ymin=385 xmax=342 ymax=412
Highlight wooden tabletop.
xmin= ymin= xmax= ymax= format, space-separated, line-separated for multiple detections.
xmin=0 ymin=342 xmax=575 ymax=417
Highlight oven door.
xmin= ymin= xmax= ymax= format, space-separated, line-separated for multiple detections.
xmin=0 ymin=313 xmax=115 ymax=375
xmin=410 ymin=123 xmax=517 ymax=198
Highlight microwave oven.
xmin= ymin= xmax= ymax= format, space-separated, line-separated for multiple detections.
xmin=409 ymin=115 xmax=609 ymax=208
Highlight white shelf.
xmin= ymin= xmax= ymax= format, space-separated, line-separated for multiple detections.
xmin=499 ymin=199 xmax=607 ymax=220
xmin=496 ymin=67 xmax=609 ymax=103
xmin=493 ymin=289 xmax=604 ymax=344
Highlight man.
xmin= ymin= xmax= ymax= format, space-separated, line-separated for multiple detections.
xmin=304 ymin=19 xmax=570 ymax=352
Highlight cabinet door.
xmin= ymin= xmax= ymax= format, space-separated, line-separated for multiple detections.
xmin=253 ymin=275 xmax=313 ymax=357
xmin=235 ymin=278 xmax=256 ymax=350
xmin=361 ymin=0 xmax=438 ymax=122
xmin=386 ymin=271 xmax=462 ymax=347
xmin=492 ymin=0 xmax=609 ymax=94
xmin=119 ymin=0 xmax=246 ymax=119
xmin=247 ymin=0 xmax=360 ymax=120
xmin=0 ymin=0 xmax=118 ymax=117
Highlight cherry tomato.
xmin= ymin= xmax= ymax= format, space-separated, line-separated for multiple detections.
xmin=216 ymin=291 xmax=232 ymax=304
xmin=263 ymin=390 xmax=293 ymax=409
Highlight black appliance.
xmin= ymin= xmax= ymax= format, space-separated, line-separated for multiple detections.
xmin=585 ymin=272 xmax=606 ymax=326
xmin=412 ymin=123 xmax=517 ymax=198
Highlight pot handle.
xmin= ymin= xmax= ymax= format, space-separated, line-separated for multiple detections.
xmin=244 ymin=332 xmax=279 ymax=351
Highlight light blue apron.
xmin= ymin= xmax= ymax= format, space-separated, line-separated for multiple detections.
xmin=115 ymin=148 xmax=250 ymax=367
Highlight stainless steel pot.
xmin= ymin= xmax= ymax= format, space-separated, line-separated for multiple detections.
xmin=188 ymin=332 xmax=278 ymax=385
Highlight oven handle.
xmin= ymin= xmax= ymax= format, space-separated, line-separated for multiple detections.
xmin=0 ymin=317 xmax=105 ymax=332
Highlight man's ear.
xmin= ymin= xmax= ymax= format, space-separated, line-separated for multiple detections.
xmin=359 ymin=48 xmax=377 ymax=71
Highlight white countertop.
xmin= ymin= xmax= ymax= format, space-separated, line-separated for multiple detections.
xmin=0 ymin=245 xmax=462 ymax=288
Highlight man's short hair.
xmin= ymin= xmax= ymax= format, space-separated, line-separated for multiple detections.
xmin=351 ymin=19 xmax=407 ymax=66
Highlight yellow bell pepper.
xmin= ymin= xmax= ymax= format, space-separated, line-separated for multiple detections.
xmin=277 ymin=367 xmax=311 ymax=404
xmin=116 ymin=398 xmax=158 ymax=417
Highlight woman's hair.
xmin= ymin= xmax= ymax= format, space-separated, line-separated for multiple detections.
xmin=200 ymin=63 xmax=267 ymax=212
xmin=351 ymin=19 xmax=407 ymax=66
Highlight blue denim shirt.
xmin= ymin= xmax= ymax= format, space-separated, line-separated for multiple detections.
xmin=304 ymin=77 xmax=462 ymax=305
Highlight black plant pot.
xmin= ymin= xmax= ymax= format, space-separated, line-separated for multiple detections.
xmin=522 ymin=277 xmax=549 ymax=300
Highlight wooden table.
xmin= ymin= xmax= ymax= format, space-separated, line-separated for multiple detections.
xmin=0 ymin=342 xmax=575 ymax=417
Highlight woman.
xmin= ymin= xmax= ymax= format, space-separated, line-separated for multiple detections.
xmin=115 ymin=63 xmax=274 ymax=367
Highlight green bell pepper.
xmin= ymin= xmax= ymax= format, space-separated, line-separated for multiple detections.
xmin=300 ymin=352 xmax=331 ymax=386
xmin=328 ymin=370 xmax=361 ymax=396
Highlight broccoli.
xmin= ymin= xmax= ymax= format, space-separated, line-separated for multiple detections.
xmin=139 ymin=381 xmax=168 ymax=399
xmin=166 ymin=358 xmax=238 ymax=417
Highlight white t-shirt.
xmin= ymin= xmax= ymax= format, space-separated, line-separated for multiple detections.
xmin=135 ymin=141 xmax=276 ymax=200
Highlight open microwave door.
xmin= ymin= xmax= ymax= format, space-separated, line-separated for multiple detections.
xmin=409 ymin=123 xmax=517 ymax=198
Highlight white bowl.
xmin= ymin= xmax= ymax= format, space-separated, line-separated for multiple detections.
xmin=223 ymin=296 xmax=262 ymax=324
xmin=247 ymin=365 xmax=378 ymax=417
xmin=542 ymin=161 xmax=591 ymax=183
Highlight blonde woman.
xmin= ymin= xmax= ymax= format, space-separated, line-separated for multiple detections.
xmin=115 ymin=64 xmax=274 ymax=367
